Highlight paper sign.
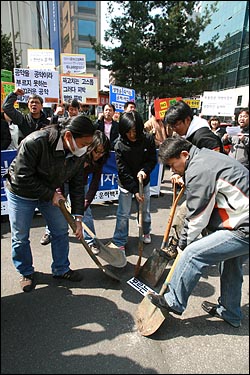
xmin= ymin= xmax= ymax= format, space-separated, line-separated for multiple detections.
xmin=127 ymin=277 xmax=156 ymax=296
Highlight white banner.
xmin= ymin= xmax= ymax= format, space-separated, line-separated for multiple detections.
xmin=202 ymin=91 xmax=236 ymax=116
xmin=60 ymin=74 xmax=98 ymax=104
xmin=14 ymin=68 xmax=59 ymax=104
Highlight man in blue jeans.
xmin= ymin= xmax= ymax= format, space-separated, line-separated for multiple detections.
xmin=148 ymin=136 xmax=249 ymax=328
xmin=5 ymin=115 xmax=95 ymax=292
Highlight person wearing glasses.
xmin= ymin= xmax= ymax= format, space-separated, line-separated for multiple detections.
xmin=161 ymin=100 xmax=225 ymax=260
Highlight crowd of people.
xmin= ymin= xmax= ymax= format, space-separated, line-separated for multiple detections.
xmin=1 ymin=90 xmax=249 ymax=330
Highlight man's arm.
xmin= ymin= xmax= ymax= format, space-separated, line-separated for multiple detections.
xmin=2 ymin=89 xmax=25 ymax=126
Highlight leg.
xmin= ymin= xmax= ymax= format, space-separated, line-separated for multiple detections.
xmin=112 ymin=188 xmax=133 ymax=247
xmin=6 ymin=189 xmax=37 ymax=276
xmin=164 ymin=230 xmax=249 ymax=323
xmin=142 ymin=182 xmax=152 ymax=236
xmin=38 ymin=200 xmax=70 ymax=276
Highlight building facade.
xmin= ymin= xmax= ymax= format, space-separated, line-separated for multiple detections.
xmin=60 ymin=1 xmax=101 ymax=83
xmin=200 ymin=1 xmax=249 ymax=109
xmin=1 ymin=1 xmax=51 ymax=68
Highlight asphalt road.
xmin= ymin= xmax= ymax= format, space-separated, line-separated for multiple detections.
xmin=1 ymin=169 xmax=249 ymax=374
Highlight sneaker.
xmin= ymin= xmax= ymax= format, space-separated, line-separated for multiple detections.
xmin=163 ymin=237 xmax=178 ymax=260
xmin=53 ymin=269 xmax=83 ymax=282
xmin=143 ymin=234 xmax=151 ymax=244
xmin=40 ymin=233 xmax=51 ymax=245
xmin=20 ymin=273 xmax=36 ymax=292
xmin=89 ymin=244 xmax=100 ymax=255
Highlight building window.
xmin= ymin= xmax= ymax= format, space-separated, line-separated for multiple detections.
xmin=78 ymin=1 xmax=96 ymax=14
xmin=79 ymin=47 xmax=96 ymax=69
xmin=237 ymin=95 xmax=242 ymax=106
xmin=78 ymin=20 xmax=96 ymax=41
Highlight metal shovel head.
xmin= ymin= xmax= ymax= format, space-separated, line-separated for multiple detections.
xmin=135 ymin=293 xmax=167 ymax=336
xmin=139 ymin=248 xmax=170 ymax=287
xmin=97 ymin=241 xmax=127 ymax=268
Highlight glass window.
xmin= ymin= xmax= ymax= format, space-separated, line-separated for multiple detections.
xmin=78 ymin=1 xmax=96 ymax=14
xmin=78 ymin=20 xmax=96 ymax=41
xmin=79 ymin=47 xmax=96 ymax=68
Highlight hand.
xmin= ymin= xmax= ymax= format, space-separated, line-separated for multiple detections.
xmin=135 ymin=192 xmax=144 ymax=203
xmin=52 ymin=189 xmax=65 ymax=206
xmin=137 ymin=170 xmax=147 ymax=180
xmin=74 ymin=221 xmax=83 ymax=240
xmin=14 ymin=88 xmax=25 ymax=96
xmin=171 ymin=174 xmax=184 ymax=186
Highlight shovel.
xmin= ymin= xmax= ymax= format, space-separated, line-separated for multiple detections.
xmin=82 ymin=222 xmax=127 ymax=268
xmin=135 ymin=250 xmax=181 ymax=337
xmin=59 ymin=200 xmax=120 ymax=282
xmin=134 ymin=175 xmax=144 ymax=277
xmin=139 ymin=184 xmax=185 ymax=287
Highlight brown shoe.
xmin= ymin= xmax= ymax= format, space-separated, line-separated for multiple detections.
xmin=20 ymin=273 xmax=35 ymax=292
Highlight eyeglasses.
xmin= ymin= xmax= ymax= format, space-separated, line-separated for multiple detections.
xmin=169 ymin=120 xmax=184 ymax=129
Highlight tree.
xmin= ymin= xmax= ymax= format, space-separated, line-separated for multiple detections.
xmin=91 ymin=1 xmax=221 ymax=105
xmin=1 ymin=27 xmax=21 ymax=72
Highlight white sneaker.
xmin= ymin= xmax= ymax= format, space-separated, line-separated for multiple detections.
xmin=143 ymin=234 xmax=151 ymax=244
xmin=89 ymin=244 xmax=100 ymax=255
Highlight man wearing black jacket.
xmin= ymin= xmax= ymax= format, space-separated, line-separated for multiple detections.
xmin=2 ymin=88 xmax=50 ymax=144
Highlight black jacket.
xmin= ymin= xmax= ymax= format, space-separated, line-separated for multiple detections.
xmin=5 ymin=127 xmax=86 ymax=216
xmin=2 ymin=92 xmax=50 ymax=143
xmin=187 ymin=127 xmax=224 ymax=153
xmin=1 ymin=113 xmax=11 ymax=150
xmin=114 ymin=132 xmax=157 ymax=195
xmin=94 ymin=119 xmax=119 ymax=150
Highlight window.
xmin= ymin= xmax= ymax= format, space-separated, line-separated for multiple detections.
xmin=237 ymin=95 xmax=242 ymax=106
xmin=78 ymin=20 xmax=96 ymax=41
xmin=78 ymin=1 xmax=96 ymax=14
xmin=79 ymin=47 xmax=96 ymax=69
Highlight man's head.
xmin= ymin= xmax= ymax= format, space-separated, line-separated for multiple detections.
xmin=158 ymin=135 xmax=192 ymax=176
xmin=164 ymin=100 xmax=193 ymax=136
xmin=124 ymin=101 xmax=136 ymax=112
xmin=65 ymin=99 xmax=80 ymax=118
xmin=237 ymin=108 xmax=249 ymax=129
xmin=102 ymin=103 xmax=115 ymax=122
xmin=27 ymin=94 xmax=44 ymax=118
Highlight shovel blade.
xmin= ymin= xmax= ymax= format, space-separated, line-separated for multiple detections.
xmin=135 ymin=293 xmax=167 ymax=336
xmin=139 ymin=248 xmax=170 ymax=287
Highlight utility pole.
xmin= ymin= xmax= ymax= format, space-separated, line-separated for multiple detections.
xmin=8 ymin=1 xmax=17 ymax=67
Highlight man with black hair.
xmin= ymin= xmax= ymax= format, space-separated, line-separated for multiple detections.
xmin=148 ymin=135 xmax=249 ymax=329
xmin=2 ymin=88 xmax=50 ymax=144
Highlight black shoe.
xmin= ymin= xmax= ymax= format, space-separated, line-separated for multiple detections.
xmin=147 ymin=293 xmax=182 ymax=315
xmin=53 ymin=269 xmax=83 ymax=282
xmin=20 ymin=273 xmax=36 ymax=292
xmin=40 ymin=233 xmax=51 ymax=245
xmin=201 ymin=301 xmax=241 ymax=328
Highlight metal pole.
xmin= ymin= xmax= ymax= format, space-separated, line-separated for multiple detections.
xmin=8 ymin=1 xmax=17 ymax=67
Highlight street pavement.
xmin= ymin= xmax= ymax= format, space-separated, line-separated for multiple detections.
xmin=1 ymin=169 xmax=249 ymax=374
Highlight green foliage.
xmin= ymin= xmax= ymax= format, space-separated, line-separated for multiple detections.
xmin=91 ymin=1 xmax=221 ymax=102
xmin=1 ymin=27 xmax=21 ymax=73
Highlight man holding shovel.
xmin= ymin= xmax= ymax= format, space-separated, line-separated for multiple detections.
xmin=148 ymin=136 xmax=249 ymax=328
xmin=162 ymin=100 xmax=225 ymax=260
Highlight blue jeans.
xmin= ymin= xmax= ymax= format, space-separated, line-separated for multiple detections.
xmin=112 ymin=182 xmax=151 ymax=247
xmin=6 ymin=189 xmax=70 ymax=276
xmin=164 ymin=229 xmax=249 ymax=326
xmin=83 ymin=184 xmax=96 ymax=246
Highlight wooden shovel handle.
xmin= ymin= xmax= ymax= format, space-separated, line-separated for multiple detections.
xmin=161 ymin=185 xmax=185 ymax=248
xmin=134 ymin=175 xmax=144 ymax=277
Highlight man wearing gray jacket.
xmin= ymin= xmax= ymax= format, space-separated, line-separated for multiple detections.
xmin=148 ymin=136 xmax=249 ymax=329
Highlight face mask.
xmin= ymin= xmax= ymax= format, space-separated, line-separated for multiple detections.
xmin=67 ymin=136 xmax=88 ymax=157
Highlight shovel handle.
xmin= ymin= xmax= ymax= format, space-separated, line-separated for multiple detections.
xmin=59 ymin=199 xmax=77 ymax=232
xmin=161 ymin=185 xmax=185 ymax=248
xmin=158 ymin=249 xmax=182 ymax=296
xmin=134 ymin=175 xmax=144 ymax=277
